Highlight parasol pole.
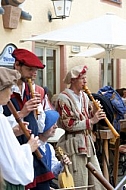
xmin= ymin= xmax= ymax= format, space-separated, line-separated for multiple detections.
xmin=103 ymin=46 xmax=111 ymax=86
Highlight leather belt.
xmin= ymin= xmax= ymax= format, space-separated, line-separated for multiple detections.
xmin=65 ymin=130 xmax=85 ymax=135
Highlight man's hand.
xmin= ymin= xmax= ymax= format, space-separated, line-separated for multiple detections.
xmin=33 ymin=92 xmax=41 ymax=101
xmin=18 ymin=97 xmax=41 ymax=118
xmin=13 ymin=122 xmax=31 ymax=136
xmin=27 ymin=134 xmax=40 ymax=152
xmin=61 ymin=154 xmax=72 ymax=165
xmin=90 ymin=109 xmax=106 ymax=125
xmin=92 ymin=99 xmax=103 ymax=115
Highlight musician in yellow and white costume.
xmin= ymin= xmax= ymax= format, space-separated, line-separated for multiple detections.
xmin=0 ymin=67 xmax=40 ymax=190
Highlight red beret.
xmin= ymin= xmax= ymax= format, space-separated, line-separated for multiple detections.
xmin=12 ymin=49 xmax=45 ymax=69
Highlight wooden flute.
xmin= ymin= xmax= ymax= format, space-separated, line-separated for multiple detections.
xmin=84 ymin=85 xmax=120 ymax=140
xmin=27 ymin=78 xmax=40 ymax=117
xmin=7 ymin=100 xmax=42 ymax=160
xmin=86 ymin=162 xmax=114 ymax=190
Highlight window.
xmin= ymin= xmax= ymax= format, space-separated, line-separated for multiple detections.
xmin=35 ymin=46 xmax=60 ymax=96
xmin=46 ymin=49 xmax=56 ymax=96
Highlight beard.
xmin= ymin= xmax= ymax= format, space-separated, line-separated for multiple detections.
xmin=21 ymin=77 xmax=32 ymax=83
xmin=20 ymin=77 xmax=26 ymax=82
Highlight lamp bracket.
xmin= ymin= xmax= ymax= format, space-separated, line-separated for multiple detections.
xmin=48 ymin=11 xmax=66 ymax=22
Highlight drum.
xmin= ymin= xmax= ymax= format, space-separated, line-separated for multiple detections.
xmin=2 ymin=0 xmax=25 ymax=7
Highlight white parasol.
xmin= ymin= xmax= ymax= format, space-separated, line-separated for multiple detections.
xmin=21 ymin=13 xmax=126 ymax=85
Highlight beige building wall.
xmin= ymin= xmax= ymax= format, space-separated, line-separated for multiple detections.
xmin=0 ymin=0 xmax=126 ymax=93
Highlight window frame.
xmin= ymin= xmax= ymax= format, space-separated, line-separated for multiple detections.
xmin=34 ymin=44 xmax=60 ymax=95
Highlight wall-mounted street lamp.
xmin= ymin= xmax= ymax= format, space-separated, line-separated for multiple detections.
xmin=48 ymin=0 xmax=72 ymax=22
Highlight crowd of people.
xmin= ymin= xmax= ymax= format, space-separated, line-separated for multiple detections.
xmin=0 ymin=47 xmax=115 ymax=190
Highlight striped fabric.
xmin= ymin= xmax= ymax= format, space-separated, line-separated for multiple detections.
xmin=5 ymin=181 xmax=24 ymax=190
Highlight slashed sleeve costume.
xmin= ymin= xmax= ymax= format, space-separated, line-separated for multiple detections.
xmin=56 ymin=65 xmax=106 ymax=190
xmin=56 ymin=88 xmax=95 ymax=157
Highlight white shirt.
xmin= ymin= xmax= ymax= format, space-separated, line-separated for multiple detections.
xmin=0 ymin=105 xmax=34 ymax=185
xmin=40 ymin=141 xmax=63 ymax=178
xmin=66 ymin=89 xmax=82 ymax=112
xmin=32 ymin=84 xmax=52 ymax=132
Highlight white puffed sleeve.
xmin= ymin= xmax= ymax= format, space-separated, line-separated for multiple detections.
xmin=0 ymin=113 xmax=34 ymax=185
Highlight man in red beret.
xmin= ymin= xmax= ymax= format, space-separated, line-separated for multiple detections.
xmin=12 ymin=49 xmax=45 ymax=69
xmin=3 ymin=48 xmax=54 ymax=190
xmin=0 ymin=67 xmax=41 ymax=190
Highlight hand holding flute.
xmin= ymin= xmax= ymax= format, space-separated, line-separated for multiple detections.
xmin=90 ymin=108 xmax=106 ymax=125
xmin=27 ymin=134 xmax=41 ymax=153
xmin=16 ymin=97 xmax=40 ymax=119
xmin=27 ymin=78 xmax=40 ymax=118
xmin=84 ymin=85 xmax=120 ymax=139
xmin=7 ymin=100 xmax=42 ymax=159
xmin=12 ymin=123 xmax=40 ymax=152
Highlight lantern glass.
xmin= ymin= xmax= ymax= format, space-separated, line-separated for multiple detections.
xmin=52 ymin=0 xmax=72 ymax=18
